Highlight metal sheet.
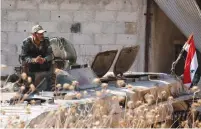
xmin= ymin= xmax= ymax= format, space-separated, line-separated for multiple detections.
xmin=154 ymin=0 xmax=201 ymax=52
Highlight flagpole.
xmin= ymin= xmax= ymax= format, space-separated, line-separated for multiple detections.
xmin=171 ymin=45 xmax=186 ymax=76
xmin=171 ymin=34 xmax=193 ymax=75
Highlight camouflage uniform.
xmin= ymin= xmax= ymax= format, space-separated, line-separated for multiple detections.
xmin=21 ymin=36 xmax=54 ymax=91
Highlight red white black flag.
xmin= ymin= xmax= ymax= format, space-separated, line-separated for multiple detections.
xmin=183 ymin=34 xmax=198 ymax=87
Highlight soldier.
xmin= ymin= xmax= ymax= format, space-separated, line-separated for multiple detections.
xmin=20 ymin=25 xmax=54 ymax=91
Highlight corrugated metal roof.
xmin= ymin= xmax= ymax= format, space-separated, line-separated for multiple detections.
xmin=154 ymin=0 xmax=201 ymax=51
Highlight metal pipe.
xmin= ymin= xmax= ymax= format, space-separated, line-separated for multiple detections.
xmin=144 ymin=0 xmax=153 ymax=72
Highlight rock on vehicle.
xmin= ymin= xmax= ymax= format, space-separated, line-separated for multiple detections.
xmin=0 ymin=37 xmax=199 ymax=128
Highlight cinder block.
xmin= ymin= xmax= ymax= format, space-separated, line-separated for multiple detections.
xmin=17 ymin=21 xmax=36 ymax=32
xmin=60 ymin=0 xmax=81 ymax=10
xmin=115 ymin=22 xmax=126 ymax=33
xmin=16 ymin=43 xmax=23 ymax=54
xmin=122 ymin=0 xmax=139 ymax=12
xmin=6 ymin=53 xmax=20 ymax=66
xmin=102 ymin=22 xmax=125 ymax=34
xmin=39 ymin=22 xmax=58 ymax=32
xmin=116 ymin=34 xmax=137 ymax=45
xmin=39 ymin=1 xmax=58 ymax=10
xmin=2 ymin=10 xmax=7 ymax=21
xmin=46 ymin=32 xmax=72 ymax=41
xmin=1 ymin=54 xmax=7 ymax=66
xmin=1 ymin=32 xmax=8 ymax=43
xmin=74 ymin=11 xmax=94 ymax=22
xmin=105 ymin=0 xmax=123 ymax=11
xmin=1 ymin=43 xmax=18 ymax=54
xmin=79 ymin=45 xmax=100 ymax=56
xmin=7 ymin=11 xmax=28 ymax=21
xmin=82 ymin=55 xmax=95 ymax=65
xmin=73 ymin=45 xmax=80 ymax=56
xmin=72 ymin=34 xmax=94 ymax=45
xmin=16 ymin=0 xmax=37 ymax=10
xmin=117 ymin=12 xmax=138 ymax=22
xmin=28 ymin=11 xmax=51 ymax=22
xmin=82 ymin=22 xmax=102 ymax=34
xmin=95 ymin=34 xmax=115 ymax=45
xmin=102 ymin=22 xmax=115 ymax=34
xmin=76 ymin=56 xmax=84 ymax=64
xmin=1 ymin=21 xmax=16 ymax=32
xmin=8 ymin=32 xmax=29 ymax=45
xmin=1 ymin=50 xmax=8 ymax=56
xmin=57 ymin=21 xmax=71 ymax=33
xmin=80 ymin=0 xmax=101 ymax=11
xmin=1 ymin=0 xmax=16 ymax=9
xmin=125 ymin=22 xmax=137 ymax=34
xmin=101 ymin=44 xmax=122 ymax=51
xmin=95 ymin=11 xmax=116 ymax=21
xmin=51 ymin=11 xmax=73 ymax=21
xmin=1 ymin=66 xmax=16 ymax=76
xmin=76 ymin=56 xmax=94 ymax=65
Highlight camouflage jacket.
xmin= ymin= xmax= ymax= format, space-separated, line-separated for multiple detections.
xmin=21 ymin=36 xmax=53 ymax=73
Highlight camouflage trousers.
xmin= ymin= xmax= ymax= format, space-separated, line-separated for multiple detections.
xmin=28 ymin=70 xmax=56 ymax=92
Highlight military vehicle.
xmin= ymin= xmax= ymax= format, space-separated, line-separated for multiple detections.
xmin=0 ymin=37 xmax=199 ymax=128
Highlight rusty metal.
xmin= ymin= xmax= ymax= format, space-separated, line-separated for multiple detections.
xmin=144 ymin=0 xmax=153 ymax=72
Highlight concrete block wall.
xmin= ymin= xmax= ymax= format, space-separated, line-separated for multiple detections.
xmin=1 ymin=0 xmax=146 ymax=76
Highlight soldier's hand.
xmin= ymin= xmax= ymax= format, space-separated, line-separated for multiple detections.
xmin=36 ymin=56 xmax=43 ymax=64
xmin=32 ymin=58 xmax=37 ymax=63
xmin=38 ymin=57 xmax=46 ymax=64
xmin=32 ymin=56 xmax=46 ymax=64
xmin=36 ymin=55 xmax=42 ymax=62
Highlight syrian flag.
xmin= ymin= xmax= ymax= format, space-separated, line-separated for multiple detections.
xmin=183 ymin=34 xmax=198 ymax=87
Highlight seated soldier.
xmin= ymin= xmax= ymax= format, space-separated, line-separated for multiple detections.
xmin=20 ymin=25 xmax=54 ymax=91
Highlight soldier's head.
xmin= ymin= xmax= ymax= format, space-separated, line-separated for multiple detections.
xmin=31 ymin=25 xmax=46 ymax=41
